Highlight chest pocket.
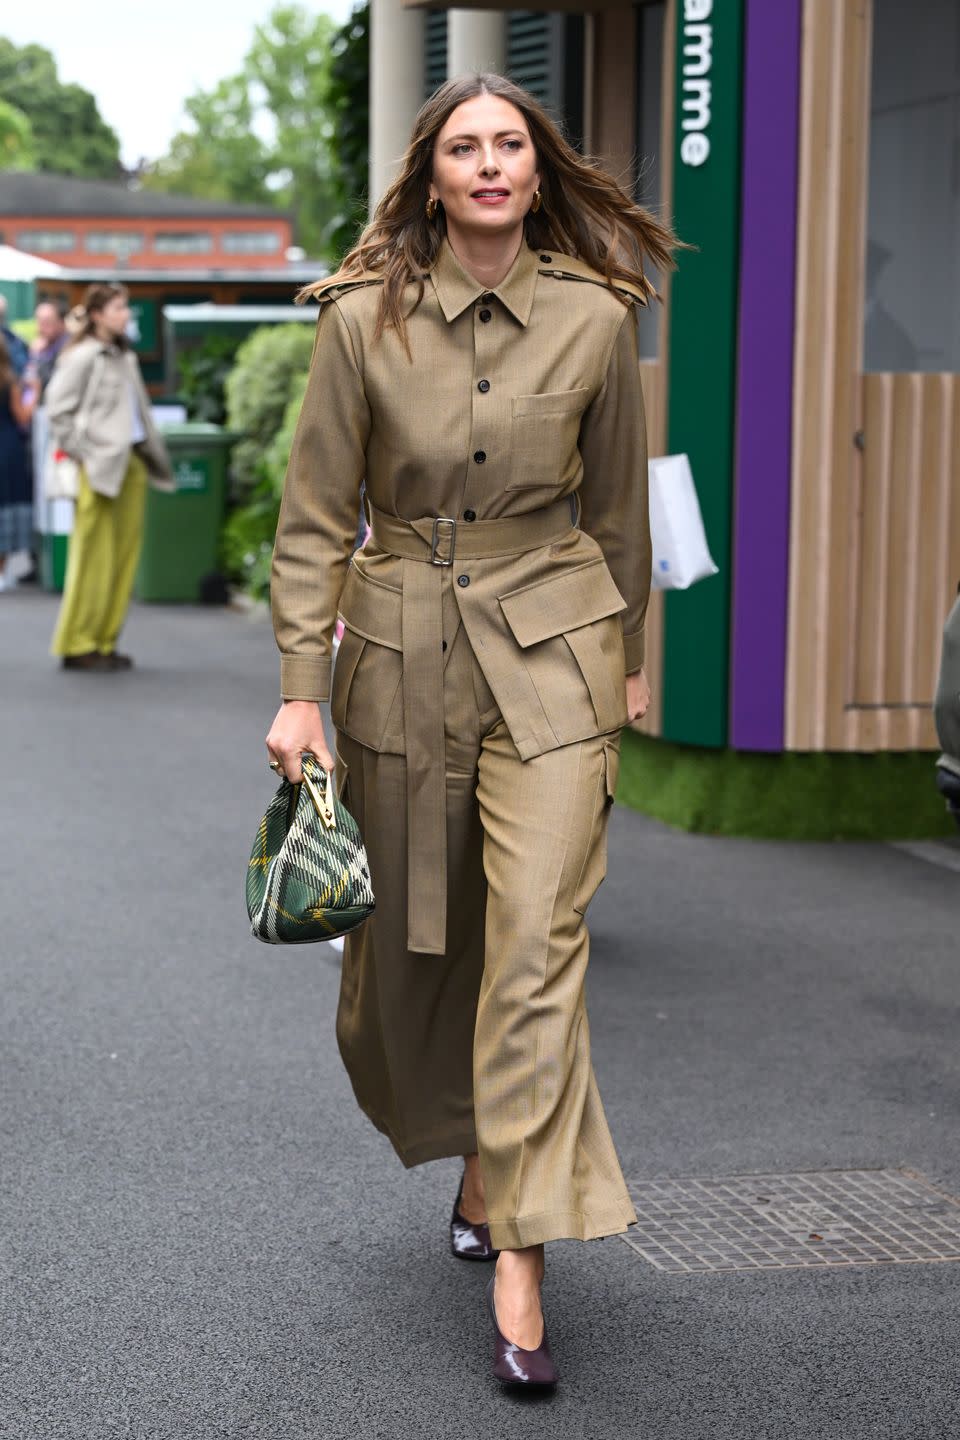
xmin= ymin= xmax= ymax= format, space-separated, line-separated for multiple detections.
xmin=330 ymin=565 xmax=405 ymax=754
xmin=508 ymin=388 xmax=590 ymax=491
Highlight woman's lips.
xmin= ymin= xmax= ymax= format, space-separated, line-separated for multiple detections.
xmin=471 ymin=190 xmax=510 ymax=205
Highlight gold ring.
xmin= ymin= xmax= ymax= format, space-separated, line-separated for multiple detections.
xmin=269 ymin=758 xmax=284 ymax=775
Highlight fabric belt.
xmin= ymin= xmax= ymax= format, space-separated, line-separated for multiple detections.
xmin=367 ymin=498 xmax=577 ymax=955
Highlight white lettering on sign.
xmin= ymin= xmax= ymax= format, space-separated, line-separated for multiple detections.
xmin=681 ymin=2 xmax=713 ymax=166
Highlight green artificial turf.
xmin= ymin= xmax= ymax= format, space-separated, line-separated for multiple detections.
xmin=616 ymin=730 xmax=957 ymax=840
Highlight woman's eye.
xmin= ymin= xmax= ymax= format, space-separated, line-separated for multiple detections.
xmin=452 ymin=143 xmax=474 ymax=156
xmin=502 ymin=139 xmax=523 ymax=152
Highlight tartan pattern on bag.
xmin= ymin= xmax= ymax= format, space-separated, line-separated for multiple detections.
xmin=246 ymin=755 xmax=375 ymax=944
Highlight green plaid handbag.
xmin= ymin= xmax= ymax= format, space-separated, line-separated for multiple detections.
xmin=247 ymin=754 xmax=375 ymax=944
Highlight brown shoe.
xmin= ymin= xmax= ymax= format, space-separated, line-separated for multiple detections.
xmin=102 ymin=652 xmax=134 ymax=671
xmin=61 ymin=652 xmax=109 ymax=671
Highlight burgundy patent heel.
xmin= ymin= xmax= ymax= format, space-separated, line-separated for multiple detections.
xmin=450 ymin=1174 xmax=499 ymax=1262
xmin=486 ymin=1275 xmax=557 ymax=1389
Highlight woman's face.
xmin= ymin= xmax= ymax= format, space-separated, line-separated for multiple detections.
xmin=95 ymin=294 xmax=131 ymax=340
xmin=430 ymin=94 xmax=540 ymax=245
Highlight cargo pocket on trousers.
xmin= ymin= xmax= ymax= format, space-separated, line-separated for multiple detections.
xmin=573 ymin=739 xmax=620 ymax=916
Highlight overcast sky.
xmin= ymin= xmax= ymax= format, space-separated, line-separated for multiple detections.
xmin=3 ymin=0 xmax=355 ymax=168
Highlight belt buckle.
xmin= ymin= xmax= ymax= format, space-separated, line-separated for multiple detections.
xmin=430 ymin=516 xmax=456 ymax=566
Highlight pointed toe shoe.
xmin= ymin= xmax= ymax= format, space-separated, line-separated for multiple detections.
xmin=486 ymin=1275 xmax=557 ymax=1389
xmin=450 ymin=1175 xmax=499 ymax=1262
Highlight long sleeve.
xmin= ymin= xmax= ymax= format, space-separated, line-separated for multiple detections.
xmin=45 ymin=344 xmax=95 ymax=456
xmin=271 ymin=301 xmax=371 ymax=702
xmin=577 ymin=307 xmax=651 ymax=672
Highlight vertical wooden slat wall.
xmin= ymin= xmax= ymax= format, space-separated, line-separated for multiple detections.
xmin=851 ymin=374 xmax=960 ymax=750
xmin=786 ymin=0 xmax=873 ymax=750
xmin=788 ymin=0 xmax=958 ymax=753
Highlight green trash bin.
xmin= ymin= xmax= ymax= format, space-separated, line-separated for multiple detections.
xmin=135 ymin=423 xmax=235 ymax=602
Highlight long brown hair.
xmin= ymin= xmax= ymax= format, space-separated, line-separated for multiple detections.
xmin=67 ymin=282 xmax=130 ymax=349
xmin=300 ymin=73 xmax=681 ymax=343
xmin=0 ymin=333 xmax=13 ymax=394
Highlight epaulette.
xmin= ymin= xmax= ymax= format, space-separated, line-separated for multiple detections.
xmin=310 ymin=271 xmax=386 ymax=306
xmin=536 ymin=251 xmax=650 ymax=307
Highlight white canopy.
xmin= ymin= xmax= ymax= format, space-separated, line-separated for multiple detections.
xmin=0 ymin=245 xmax=64 ymax=280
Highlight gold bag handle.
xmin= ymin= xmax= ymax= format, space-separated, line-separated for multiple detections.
xmin=299 ymin=756 xmax=336 ymax=830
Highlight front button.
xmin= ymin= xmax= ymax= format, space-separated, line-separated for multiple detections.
xmin=477 ymin=379 xmax=490 ymax=393
xmin=463 ymin=509 xmax=476 ymax=522
xmin=539 ymin=253 xmax=553 ymax=263
xmin=441 ymin=640 xmax=448 ymax=652
xmin=473 ymin=450 xmax=486 ymax=465
xmin=479 ymin=308 xmax=492 ymax=323
xmin=480 ymin=292 xmax=493 ymax=302
xmin=457 ymin=574 xmax=470 ymax=588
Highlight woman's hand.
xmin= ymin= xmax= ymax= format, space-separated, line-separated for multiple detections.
xmin=265 ymin=700 xmax=334 ymax=782
xmin=626 ymin=667 xmax=651 ymax=723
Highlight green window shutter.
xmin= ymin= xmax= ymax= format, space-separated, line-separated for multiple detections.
xmin=508 ymin=12 xmax=584 ymax=148
xmin=425 ymin=11 xmax=448 ymax=98
xmin=507 ymin=12 xmax=553 ymax=102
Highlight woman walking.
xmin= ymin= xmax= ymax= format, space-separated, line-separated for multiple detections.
xmin=46 ymin=283 xmax=172 ymax=671
xmin=267 ymin=74 xmax=676 ymax=1388
xmin=0 ymin=334 xmax=35 ymax=593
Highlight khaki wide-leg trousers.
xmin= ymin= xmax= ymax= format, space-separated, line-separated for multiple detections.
xmin=335 ymin=616 xmax=637 ymax=1250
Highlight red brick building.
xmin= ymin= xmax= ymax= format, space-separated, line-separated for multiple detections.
xmin=0 ymin=172 xmax=293 ymax=271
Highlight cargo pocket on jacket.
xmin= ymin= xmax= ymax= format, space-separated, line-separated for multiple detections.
xmin=508 ymin=388 xmax=589 ymax=490
xmin=330 ymin=565 xmax=405 ymax=754
xmin=499 ymin=560 xmax=629 ymax=745
xmin=573 ymin=738 xmax=620 ymax=916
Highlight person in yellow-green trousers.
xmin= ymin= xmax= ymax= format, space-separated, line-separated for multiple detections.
xmin=46 ymin=283 xmax=173 ymax=672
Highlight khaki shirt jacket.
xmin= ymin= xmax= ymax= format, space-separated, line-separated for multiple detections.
xmin=273 ymin=239 xmax=652 ymax=953
xmin=46 ymin=337 xmax=172 ymax=499
xmin=274 ymin=238 xmax=650 ymax=729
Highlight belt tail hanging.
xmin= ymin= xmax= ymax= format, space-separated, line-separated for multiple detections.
xmin=401 ymin=560 xmax=448 ymax=955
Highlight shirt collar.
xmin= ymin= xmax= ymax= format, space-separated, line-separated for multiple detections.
xmin=431 ymin=238 xmax=539 ymax=327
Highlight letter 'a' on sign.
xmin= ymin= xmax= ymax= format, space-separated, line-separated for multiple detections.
xmin=685 ymin=0 xmax=713 ymax=18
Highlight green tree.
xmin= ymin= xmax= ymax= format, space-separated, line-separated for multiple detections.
xmin=146 ymin=75 xmax=272 ymax=205
xmin=326 ymin=2 xmax=370 ymax=261
xmin=0 ymin=39 xmax=121 ymax=177
xmin=246 ymin=6 xmax=339 ymax=252
xmin=144 ymin=4 xmax=345 ymax=257
xmin=0 ymin=99 xmax=35 ymax=171
xmin=220 ymin=324 xmax=315 ymax=598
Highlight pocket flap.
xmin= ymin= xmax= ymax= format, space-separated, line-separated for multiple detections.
xmin=499 ymin=561 xmax=626 ymax=648
xmin=337 ymin=563 xmax=402 ymax=651
xmin=512 ymin=387 xmax=590 ymax=420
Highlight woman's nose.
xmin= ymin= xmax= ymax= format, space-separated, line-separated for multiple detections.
xmin=478 ymin=149 xmax=500 ymax=176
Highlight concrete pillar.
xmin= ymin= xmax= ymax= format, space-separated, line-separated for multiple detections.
xmin=447 ymin=10 xmax=507 ymax=78
xmin=369 ymin=0 xmax=425 ymax=212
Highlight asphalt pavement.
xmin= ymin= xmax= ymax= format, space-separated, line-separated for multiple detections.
xmin=1 ymin=588 xmax=959 ymax=1440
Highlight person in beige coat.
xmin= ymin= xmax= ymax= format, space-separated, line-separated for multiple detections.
xmin=46 ymin=283 xmax=172 ymax=671
xmin=267 ymin=73 xmax=677 ymax=1389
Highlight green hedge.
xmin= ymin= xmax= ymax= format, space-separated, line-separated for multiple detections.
xmin=220 ymin=325 xmax=314 ymax=599
xmin=617 ymin=730 xmax=955 ymax=840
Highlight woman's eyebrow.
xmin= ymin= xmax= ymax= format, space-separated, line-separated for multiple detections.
xmin=443 ymin=129 xmax=527 ymax=143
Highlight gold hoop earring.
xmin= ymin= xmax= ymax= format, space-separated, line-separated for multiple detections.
xmin=531 ymin=189 xmax=543 ymax=214
xmin=426 ymin=197 xmax=438 ymax=221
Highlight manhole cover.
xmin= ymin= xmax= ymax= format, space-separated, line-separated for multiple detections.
xmin=621 ymin=1169 xmax=960 ymax=1272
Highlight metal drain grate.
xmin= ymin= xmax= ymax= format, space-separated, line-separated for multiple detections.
xmin=622 ymin=1169 xmax=960 ymax=1272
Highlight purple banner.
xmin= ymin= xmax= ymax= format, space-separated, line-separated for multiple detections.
xmin=730 ymin=0 xmax=802 ymax=750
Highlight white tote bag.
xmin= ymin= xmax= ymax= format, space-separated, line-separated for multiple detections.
xmin=648 ymin=453 xmax=719 ymax=591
